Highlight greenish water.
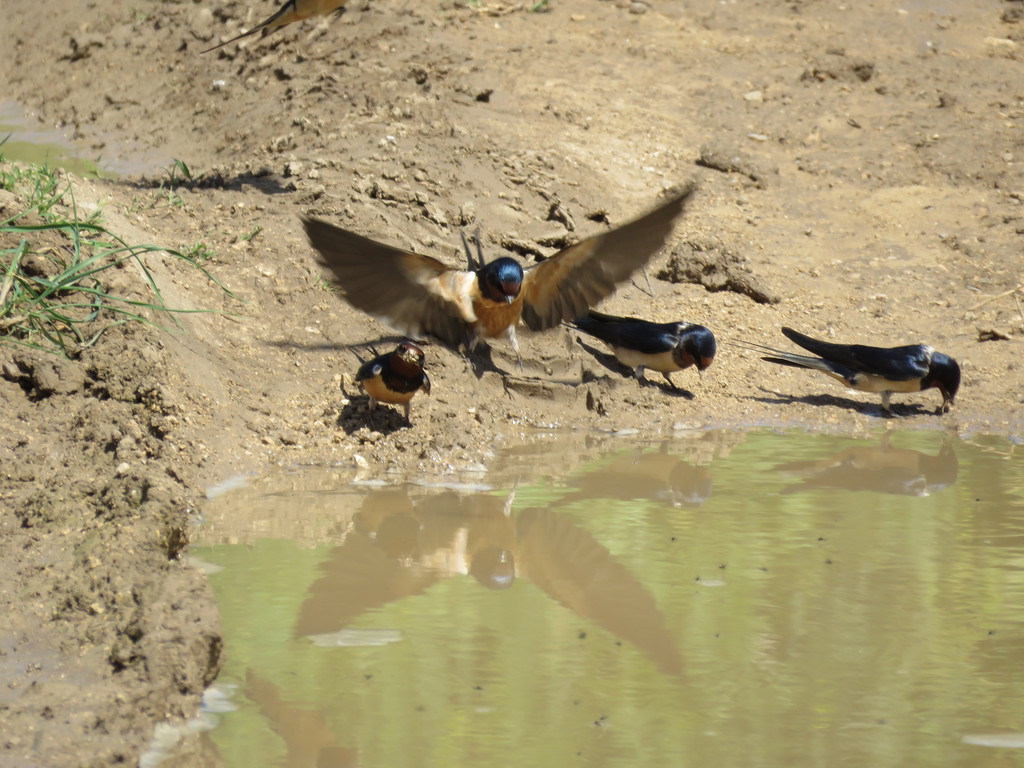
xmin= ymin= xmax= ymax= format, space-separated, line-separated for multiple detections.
xmin=189 ymin=429 xmax=1024 ymax=768
xmin=0 ymin=100 xmax=142 ymax=177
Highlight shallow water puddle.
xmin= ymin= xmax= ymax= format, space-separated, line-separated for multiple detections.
xmin=1 ymin=100 xmax=162 ymax=177
xmin=190 ymin=429 xmax=1024 ymax=767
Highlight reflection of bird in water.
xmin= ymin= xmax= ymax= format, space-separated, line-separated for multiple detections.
xmin=666 ymin=462 xmax=714 ymax=507
xmin=294 ymin=485 xmax=683 ymax=676
xmin=515 ymin=507 xmax=683 ymax=676
xmin=773 ymin=437 xmax=958 ymax=496
xmin=556 ymin=445 xmax=713 ymax=508
xmin=244 ymin=670 xmax=361 ymax=768
xmin=295 ymin=489 xmax=517 ymax=640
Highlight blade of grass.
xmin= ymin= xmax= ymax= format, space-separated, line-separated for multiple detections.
xmin=1 ymin=155 xmax=237 ymax=356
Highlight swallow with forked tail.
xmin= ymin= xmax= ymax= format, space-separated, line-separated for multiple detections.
xmin=303 ymin=187 xmax=695 ymax=368
xmin=572 ymin=310 xmax=716 ymax=390
xmin=354 ymin=342 xmax=430 ymax=424
xmin=202 ymin=0 xmax=348 ymax=54
xmin=740 ymin=327 xmax=960 ymax=414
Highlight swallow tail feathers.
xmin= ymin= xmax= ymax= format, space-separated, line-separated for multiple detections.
xmin=202 ymin=0 xmax=348 ymax=54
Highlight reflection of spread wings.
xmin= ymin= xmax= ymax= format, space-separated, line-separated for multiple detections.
xmin=516 ymin=507 xmax=684 ymax=677
xmin=303 ymin=218 xmax=477 ymax=347
xmin=294 ymin=535 xmax=441 ymax=639
xmin=295 ymin=491 xmax=511 ymax=638
xmin=520 ymin=187 xmax=694 ymax=330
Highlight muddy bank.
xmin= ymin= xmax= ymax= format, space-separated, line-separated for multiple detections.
xmin=0 ymin=320 xmax=222 ymax=766
xmin=1 ymin=0 xmax=1023 ymax=764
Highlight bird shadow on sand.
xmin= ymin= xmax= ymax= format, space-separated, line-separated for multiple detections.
xmin=577 ymin=341 xmax=696 ymax=399
xmin=751 ymin=388 xmax=937 ymax=418
xmin=265 ymin=334 xmax=411 ymax=354
xmin=337 ymin=396 xmax=414 ymax=435
xmin=122 ymin=166 xmax=294 ymax=197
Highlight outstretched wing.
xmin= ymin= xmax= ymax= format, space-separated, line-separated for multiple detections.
xmin=519 ymin=187 xmax=695 ymax=331
xmin=781 ymin=328 xmax=930 ymax=381
xmin=303 ymin=217 xmax=476 ymax=348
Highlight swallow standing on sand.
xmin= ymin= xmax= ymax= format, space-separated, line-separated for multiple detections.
xmin=572 ymin=310 xmax=716 ymax=390
xmin=355 ymin=342 xmax=431 ymax=424
xmin=742 ymin=327 xmax=960 ymax=414
xmin=202 ymin=0 xmax=348 ymax=54
xmin=303 ymin=187 xmax=694 ymax=368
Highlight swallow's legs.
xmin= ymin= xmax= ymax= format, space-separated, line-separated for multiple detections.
xmin=881 ymin=391 xmax=892 ymax=413
xmin=632 ymin=365 xmax=648 ymax=385
xmin=366 ymin=396 xmax=378 ymax=426
xmin=403 ymin=402 xmax=413 ymax=424
xmin=506 ymin=326 xmax=524 ymax=371
xmin=462 ymin=333 xmax=483 ymax=376
xmin=642 ymin=267 xmax=655 ymax=297
xmin=501 ymin=374 xmax=516 ymax=400
xmin=661 ymin=372 xmax=678 ymax=391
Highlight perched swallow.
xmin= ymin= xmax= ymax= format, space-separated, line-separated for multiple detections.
xmin=572 ymin=309 xmax=716 ymax=390
xmin=302 ymin=187 xmax=694 ymax=368
xmin=354 ymin=342 xmax=431 ymax=424
xmin=742 ymin=327 xmax=960 ymax=414
xmin=202 ymin=0 xmax=348 ymax=54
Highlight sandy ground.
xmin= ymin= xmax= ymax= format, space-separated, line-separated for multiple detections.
xmin=1 ymin=0 xmax=1023 ymax=764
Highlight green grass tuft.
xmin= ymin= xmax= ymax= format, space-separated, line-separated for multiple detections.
xmin=1 ymin=156 xmax=232 ymax=357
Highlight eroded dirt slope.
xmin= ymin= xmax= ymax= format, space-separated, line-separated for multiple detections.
xmin=1 ymin=0 xmax=1023 ymax=764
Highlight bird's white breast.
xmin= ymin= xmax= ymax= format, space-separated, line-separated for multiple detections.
xmin=611 ymin=346 xmax=681 ymax=373
xmin=850 ymin=373 xmax=923 ymax=394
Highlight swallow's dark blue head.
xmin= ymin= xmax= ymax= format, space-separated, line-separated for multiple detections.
xmin=922 ymin=351 xmax=960 ymax=413
xmin=477 ymin=257 xmax=524 ymax=304
xmin=681 ymin=325 xmax=717 ymax=371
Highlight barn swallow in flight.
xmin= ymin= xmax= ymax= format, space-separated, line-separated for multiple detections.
xmin=354 ymin=342 xmax=431 ymax=424
xmin=202 ymin=0 xmax=348 ymax=54
xmin=303 ymin=187 xmax=694 ymax=368
xmin=741 ymin=327 xmax=960 ymax=414
xmin=572 ymin=310 xmax=716 ymax=390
